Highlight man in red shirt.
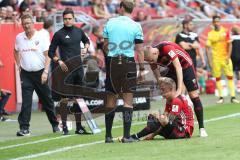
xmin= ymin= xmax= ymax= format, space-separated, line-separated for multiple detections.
xmin=131 ymin=77 xmax=194 ymax=140
xmin=144 ymin=41 xmax=207 ymax=137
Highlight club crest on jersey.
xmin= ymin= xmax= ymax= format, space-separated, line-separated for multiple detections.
xmin=168 ymin=50 xmax=176 ymax=58
xmin=192 ymin=78 xmax=196 ymax=84
xmin=65 ymin=35 xmax=70 ymax=39
xmin=35 ymin=41 xmax=39 ymax=45
xmin=172 ymin=105 xmax=179 ymax=112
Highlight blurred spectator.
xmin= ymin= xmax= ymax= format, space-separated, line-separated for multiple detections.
xmin=0 ymin=89 xmax=12 ymax=121
xmin=0 ymin=0 xmax=18 ymax=10
xmin=39 ymin=18 xmax=53 ymax=45
xmin=5 ymin=6 xmax=14 ymax=22
xmin=134 ymin=10 xmax=151 ymax=22
xmin=92 ymin=25 xmax=105 ymax=69
xmin=0 ymin=58 xmax=12 ymax=122
xmin=225 ymin=0 xmax=240 ymax=18
xmin=0 ymin=7 xmax=7 ymax=22
xmin=60 ymin=0 xmax=81 ymax=6
xmin=32 ymin=5 xmax=43 ymax=22
xmin=213 ymin=0 xmax=226 ymax=11
xmin=106 ymin=0 xmax=117 ymax=14
xmin=201 ymin=0 xmax=215 ymax=17
xmin=20 ymin=0 xmax=37 ymax=8
xmin=44 ymin=0 xmax=54 ymax=11
xmin=12 ymin=10 xmax=20 ymax=24
xmin=19 ymin=3 xmax=31 ymax=17
xmin=42 ymin=8 xmax=48 ymax=20
xmin=156 ymin=0 xmax=169 ymax=17
xmin=93 ymin=0 xmax=111 ymax=19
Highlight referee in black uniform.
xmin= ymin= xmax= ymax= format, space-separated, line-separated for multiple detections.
xmin=103 ymin=0 xmax=145 ymax=143
xmin=14 ymin=14 xmax=59 ymax=136
xmin=48 ymin=8 xmax=90 ymax=135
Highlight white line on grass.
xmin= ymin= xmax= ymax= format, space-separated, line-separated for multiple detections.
xmin=8 ymin=112 xmax=240 ymax=160
xmin=0 ymin=135 xmax=75 ymax=150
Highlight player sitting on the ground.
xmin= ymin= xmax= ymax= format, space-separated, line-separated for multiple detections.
xmin=131 ymin=77 xmax=194 ymax=140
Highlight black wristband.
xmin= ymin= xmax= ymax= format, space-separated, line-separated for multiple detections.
xmin=139 ymin=67 xmax=145 ymax=71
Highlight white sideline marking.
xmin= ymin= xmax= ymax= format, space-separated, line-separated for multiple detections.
xmin=0 ymin=135 xmax=75 ymax=150
xmin=10 ymin=140 xmax=104 ymax=160
xmin=8 ymin=112 xmax=240 ymax=160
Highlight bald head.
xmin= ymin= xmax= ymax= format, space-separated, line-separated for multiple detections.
xmin=143 ymin=46 xmax=159 ymax=62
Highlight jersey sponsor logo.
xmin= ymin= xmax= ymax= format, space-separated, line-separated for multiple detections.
xmin=35 ymin=41 xmax=39 ymax=45
xmin=65 ymin=35 xmax=70 ymax=39
xmin=168 ymin=50 xmax=176 ymax=58
xmin=172 ymin=105 xmax=179 ymax=112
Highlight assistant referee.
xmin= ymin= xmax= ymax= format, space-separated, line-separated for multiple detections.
xmin=103 ymin=0 xmax=145 ymax=143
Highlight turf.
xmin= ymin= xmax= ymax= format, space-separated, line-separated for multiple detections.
xmin=0 ymin=100 xmax=240 ymax=160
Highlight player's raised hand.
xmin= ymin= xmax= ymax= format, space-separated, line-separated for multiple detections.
xmin=58 ymin=60 xmax=68 ymax=72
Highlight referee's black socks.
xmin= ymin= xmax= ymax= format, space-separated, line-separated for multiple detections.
xmin=105 ymin=109 xmax=115 ymax=138
xmin=122 ymin=107 xmax=133 ymax=138
xmin=191 ymin=97 xmax=204 ymax=128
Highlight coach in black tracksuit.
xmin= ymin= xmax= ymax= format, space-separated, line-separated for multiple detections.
xmin=48 ymin=8 xmax=90 ymax=135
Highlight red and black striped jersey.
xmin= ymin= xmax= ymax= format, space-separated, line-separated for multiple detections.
xmin=165 ymin=95 xmax=194 ymax=136
xmin=150 ymin=41 xmax=193 ymax=71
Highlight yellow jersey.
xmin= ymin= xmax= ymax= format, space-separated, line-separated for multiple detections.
xmin=207 ymin=27 xmax=230 ymax=61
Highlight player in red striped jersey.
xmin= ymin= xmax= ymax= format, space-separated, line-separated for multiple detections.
xmin=131 ymin=77 xmax=194 ymax=140
xmin=144 ymin=41 xmax=207 ymax=137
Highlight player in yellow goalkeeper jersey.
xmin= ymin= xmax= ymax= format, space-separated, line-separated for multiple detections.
xmin=206 ymin=15 xmax=239 ymax=104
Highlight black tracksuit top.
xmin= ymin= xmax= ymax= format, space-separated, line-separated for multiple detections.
xmin=48 ymin=25 xmax=90 ymax=62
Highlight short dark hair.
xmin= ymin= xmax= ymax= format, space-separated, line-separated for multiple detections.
xmin=212 ymin=15 xmax=221 ymax=21
xmin=182 ymin=19 xmax=192 ymax=26
xmin=63 ymin=8 xmax=74 ymax=17
xmin=43 ymin=19 xmax=53 ymax=29
xmin=120 ymin=0 xmax=135 ymax=14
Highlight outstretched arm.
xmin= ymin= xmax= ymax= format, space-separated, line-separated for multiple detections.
xmin=172 ymin=57 xmax=183 ymax=97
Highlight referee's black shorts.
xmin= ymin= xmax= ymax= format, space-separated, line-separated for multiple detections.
xmin=166 ymin=66 xmax=198 ymax=92
xmin=105 ymin=55 xmax=137 ymax=94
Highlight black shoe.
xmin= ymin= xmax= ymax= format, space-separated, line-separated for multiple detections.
xmin=75 ymin=127 xmax=91 ymax=135
xmin=62 ymin=126 xmax=69 ymax=135
xmin=231 ymin=97 xmax=240 ymax=104
xmin=130 ymin=134 xmax=140 ymax=141
xmin=16 ymin=129 xmax=30 ymax=136
xmin=52 ymin=125 xmax=60 ymax=133
xmin=121 ymin=137 xmax=139 ymax=143
xmin=2 ymin=109 xmax=12 ymax=116
xmin=0 ymin=116 xmax=7 ymax=122
xmin=105 ymin=137 xmax=114 ymax=143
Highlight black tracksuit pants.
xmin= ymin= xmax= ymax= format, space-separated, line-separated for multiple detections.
xmin=18 ymin=69 xmax=58 ymax=130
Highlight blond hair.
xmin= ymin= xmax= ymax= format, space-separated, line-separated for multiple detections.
xmin=158 ymin=77 xmax=176 ymax=91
